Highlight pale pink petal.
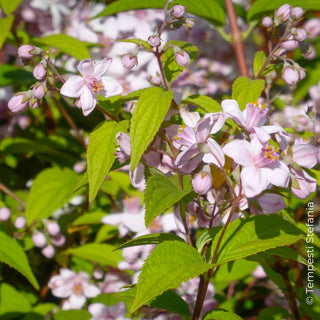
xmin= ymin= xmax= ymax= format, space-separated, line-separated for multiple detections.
xmin=130 ymin=162 xmax=146 ymax=191
xmin=250 ymin=127 xmax=271 ymax=143
xmin=241 ymin=166 xmax=268 ymax=198
xmin=78 ymin=86 xmax=96 ymax=116
xmin=203 ymin=138 xmax=225 ymax=167
xmin=180 ymin=107 xmax=200 ymax=127
xmin=221 ymin=99 xmax=246 ymax=128
xmin=77 ymin=59 xmax=94 ymax=77
xmin=101 ymin=76 xmax=123 ymax=98
xmin=292 ymin=143 xmax=318 ymax=169
xmin=195 ymin=117 xmax=212 ymax=143
xmin=83 ymin=283 xmax=101 ymax=298
xmin=178 ymin=127 xmax=197 ymax=147
xmin=60 ymin=76 xmax=84 ymax=98
xmin=88 ymin=303 xmax=108 ymax=317
xmin=256 ymin=193 xmax=286 ymax=213
xmin=68 ymin=294 xmax=86 ymax=309
xmin=223 ymin=140 xmax=253 ymax=166
xmin=262 ymin=162 xmax=290 ymax=188
xmin=175 ymin=144 xmax=200 ymax=168
xmin=291 ymin=168 xmax=317 ymax=199
xmin=93 ymin=57 xmax=113 ymax=77
xmin=60 ymin=268 xmax=76 ymax=280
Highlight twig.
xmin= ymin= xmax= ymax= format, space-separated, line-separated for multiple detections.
xmin=0 ymin=182 xmax=26 ymax=208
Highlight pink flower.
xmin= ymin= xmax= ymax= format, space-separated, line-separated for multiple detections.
xmin=33 ymin=62 xmax=47 ymax=81
xmin=121 ymin=53 xmax=138 ymax=69
xmin=60 ymin=58 xmax=123 ymax=116
xmin=14 ymin=216 xmax=26 ymax=229
xmin=291 ymin=7 xmax=304 ymax=20
xmin=282 ymin=66 xmax=300 ymax=86
xmin=148 ymin=34 xmax=161 ymax=47
xmin=292 ymin=141 xmax=318 ymax=169
xmin=262 ymin=16 xmax=273 ymax=28
xmin=223 ymin=139 xmax=290 ymax=198
xmin=290 ymin=168 xmax=317 ymax=199
xmin=8 ymin=92 xmax=31 ymax=112
xmin=32 ymin=231 xmax=47 ymax=248
xmin=48 ymin=268 xmax=100 ymax=310
xmin=88 ymin=302 xmax=128 ymax=320
xmin=0 ymin=207 xmax=11 ymax=221
xmin=18 ymin=44 xmax=42 ymax=59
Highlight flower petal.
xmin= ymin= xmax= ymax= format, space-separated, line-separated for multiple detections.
xmin=83 ymin=283 xmax=101 ymax=298
xmin=241 ymin=166 xmax=268 ymax=198
xmin=203 ymin=138 xmax=225 ymax=167
xmin=262 ymin=161 xmax=290 ymax=188
xmin=223 ymin=140 xmax=253 ymax=166
xmin=68 ymin=294 xmax=86 ymax=309
xmin=222 ymin=99 xmax=246 ymax=128
xmin=60 ymin=76 xmax=84 ymax=98
xmin=78 ymin=86 xmax=96 ymax=116
xmin=101 ymin=76 xmax=123 ymax=98
xmin=77 ymin=59 xmax=94 ymax=77
xmin=93 ymin=57 xmax=113 ymax=77
xmin=292 ymin=143 xmax=318 ymax=169
xmin=180 ymin=107 xmax=200 ymax=128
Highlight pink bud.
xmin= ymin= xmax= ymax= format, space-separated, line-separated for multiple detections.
xmin=29 ymin=97 xmax=40 ymax=109
xmin=292 ymin=28 xmax=307 ymax=41
xmin=262 ymin=16 xmax=273 ymax=28
xmin=121 ymin=53 xmax=138 ymax=69
xmin=175 ymin=50 xmax=190 ymax=67
xmin=183 ymin=19 xmax=196 ymax=30
xmin=33 ymin=62 xmax=47 ymax=81
xmin=0 ymin=207 xmax=11 ymax=221
xmin=171 ymin=5 xmax=185 ymax=18
xmin=33 ymin=82 xmax=47 ymax=99
xmin=275 ymin=4 xmax=292 ymax=23
xmin=298 ymin=67 xmax=306 ymax=80
xmin=18 ymin=45 xmax=42 ymax=59
xmin=42 ymin=244 xmax=55 ymax=258
xmin=303 ymin=18 xmax=320 ymax=39
xmin=93 ymin=266 xmax=104 ymax=279
xmin=47 ymin=221 xmax=61 ymax=236
xmin=280 ymin=38 xmax=299 ymax=51
xmin=282 ymin=66 xmax=299 ymax=86
xmin=14 ymin=216 xmax=26 ymax=229
xmin=8 ymin=93 xmax=30 ymax=112
xmin=32 ymin=231 xmax=47 ymax=248
xmin=192 ymin=171 xmax=212 ymax=194
xmin=50 ymin=233 xmax=66 ymax=247
xmin=303 ymin=45 xmax=316 ymax=60
xmin=291 ymin=7 xmax=304 ymax=20
xmin=148 ymin=34 xmax=161 ymax=47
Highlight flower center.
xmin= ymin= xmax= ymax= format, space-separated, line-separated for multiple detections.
xmin=253 ymin=145 xmax=279 ymax=167
xmin=90 ymin=79 xmax=103 ymax=93
xmin=73 ymin=283 xmax=83 ymax=295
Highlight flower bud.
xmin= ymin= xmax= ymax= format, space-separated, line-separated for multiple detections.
xmin=121 ymin=53 xmax=138 ymax=69
xmin=42 ymin=244 xmax=55 ymax=259
xmin=0 ymin=207 xmax=11 ymax=221
xmin=262 ymin=16 xmax=273 ymax=28
xmin=280 ymin=38 xmax=299 ymax=51
xmin=183 ymin=19 xmax=196 ymax=31
xmin=192 ymin=171 xmax=212 ymax=194
xmin=32 ymin=231 xmax=47 ymax=248
xmin=93 ymin=266 xmax=104 ymax=279
xmin=8 ymin=92 xmax=31 ymax=112
xmin=292 ymin=28 xmax=307 ymax=41
xmin=14 ymin=216 xmax=26 ymax=229
xmin=18 ymin=45 xmax=42 ymax=59
xmin=33 ymin=62 xmax=47 ymax=81
xmin=282 ymin=66 xmax=299 ymax=86
xmin=175 ymin=50 xmax=190 ymax=67
xmin=47 ymin=221 xmax=61 ymax=236
xmin=29 ymin=97 xmax=40 ymax=109
xmin=302 ymin=45 xmax=316 ymax=60
xmin=291 ymin=7 xmax=304 ymax=20
xmin=303 ymin=18 xmax=320 ymax=39
xmin=148 ymin=34 xmax=161 ymax=47
xmin=50 ymin=233 xmax=66 ymax=247
xmin=275 ymin=4 xmax=292 ymax=23
xmin=171 ymin=5 xmax=185 ymax=18
xmin=33 ymin=82 xmax=47 ymax=99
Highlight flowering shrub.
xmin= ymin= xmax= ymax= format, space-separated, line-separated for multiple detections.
xmin=0 ymin=0 xmax=319 ymax=319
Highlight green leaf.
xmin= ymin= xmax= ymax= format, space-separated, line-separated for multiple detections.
xmin=256 ymin=306 xmax=291 ymax=320
xmin=72 ymin=212 xmax=106 ymax=225
xmin=0 ymin=64 xmax=34 ymax=86
xmin=253 ymin=51 xmax=267 ymax=78
xmin=145 ymin=173 xmax=192 ymax=227
xmin=66 ymin=243 xmax=122 ymax=268
xmin=162 ymin=40 xmax=198 ymax=82
xmin=131 ymin=241 xmax=211 ymax=312
xmin=0 ymin=15 xmax=14 ymax=49
xmin=87 ymin=120 xmax=128 ymax=203
xmin=130 ymin=87 xmax=173 ymax=171
xmin=22 ymin=303 xmax=57 ymax=320
xmin=248 ymin=0 xmax=320 ymax=21
xmin=0 ymin=0 xmax=24 ymax=14
xmin=196 ymin=227 xmax=222 ymax=253
xmin=149 ymin=290 xmax=191 ymax=319
xmin=211 ymin=214 xmax=304 ymax=266
xmin=203 ymin=309 xmax=243 ymax=320
xmin=25 ymin=167 xmax=79 ymax=225
xmin=94 ymin=0 xmax=225 ymax=26
xmin=0 ymin=231 xmax=39 ymax=290
xmin=53 ymin=310 xmax=91 ymax=320
xmin=231 ymin=76 xmax=265 ymax=110
xmin=116 ymin=233 xmax=185 ymax=250
xmin=32 ymin=34 xmax=90 ymax=60
xmin=181 ymin=95 xmax=222 ymax=113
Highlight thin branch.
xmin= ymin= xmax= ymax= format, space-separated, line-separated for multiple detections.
xmin=0 ymin=182 xmax=26 ymax=208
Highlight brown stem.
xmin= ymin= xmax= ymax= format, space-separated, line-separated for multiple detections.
xmin=0 ymin=182 xmax=25 ymax=208
xmin=155 ymin=51 xmax=170 ymax=91
xmin=224 ymin=0 xmax=249 ymax=77
xmin=96 ymin=105 xmax=119 ymax=122
xmin=47 ymin=59 xmax=65 ymax=84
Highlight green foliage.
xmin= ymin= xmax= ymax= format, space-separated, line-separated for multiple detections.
xmin=256 ymin=306 xmax=291 ymax=320
xmin=72 ymin=212 xmax=106 ymax=225
xmin=131 ymin=241 xmax=212 ymax=312
xmin=232 ymin=76 xmax=265 ymax=110
xmin=203 ymin=308 xmax=243 ymax=319
xmin=181 ymin=95 xmax=222 ymax=113
xmin=87 ymin=120 xmax=128 ymax=203
xmin=0 ymin=0 xmax=24 ymax=14
xmin=130 ymin=87 xmax=173 ymax=171
xmin=0 ymin=231 xmax=39 ymax=290
xmin=162 ymin=40 xmax=199 ymax=82
xmin=145 ymin=173 xmax=192 ymax=227
xmin=196 ymin=227 xmax=222 ymax=253
xmin=0 ymin=15 xmax=14 ymax=49
xmin=53 ymin=310 xmax=91 ymax=320
xmin=25 ymin=167 xmax=79 ymax=224
xmin=253 ymin=51 xmax=277 ymax=78
xmin=22 ymin=303 xmax=57 ymax=320
xmin=94 ymin=0 xmax=225 ymax=26
xmin=32 ymin=34 xmax=90 ymax=60
xmin=66 ymin=243 xmax=122 ymax=268
xmin=0 ymin=64 xmax=34 ymax=86
xmin=211 ymin=214 xmax=304 ymax=266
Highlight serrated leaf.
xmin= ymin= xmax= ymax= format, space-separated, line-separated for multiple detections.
xmin=87 ymin=120 xmax=128 ymax=203
xmin=162 ymin=40 xmax=198 ymax=82
xmin=0 ymin=15 xmax=14 ymax=49
xmin=248 ymin=0 xmax=320 ymax=21
xmin=232 ymin=76 xmax=265 ymax=110
xmin=0 ymin=0 xmax=24 ymax=14
xmin=256 ymin=306 xmax=291 ymax=320
xmin=203 ymin=309 xmax=243 ymax=320
xmin=33 ymin=34 xmax=90 ymax=60
xmin=0 ymin=231 xmax=39 ymax=290
xmin=181 ymin=95 xmax=222 ymax=113
xmin=130 ymin=87 xmax=173 ymax=171
xmin=66 ymin=243 xmax=122 ymax=268
xmin=116 ymin=233 xmax=185 ymax=250
xmin=196 ymin=227 xmax=222 ymax=253
xmin=25 ymin=168 xmax=79 ymax=225
xmin=211 ymin=214 xmax=304 ymax=266
xmin=53 ymin=310 xmax=91 ymax=320
xmin=131 ymin=241 xmax=211 ymax=312
xmin=145 ymin=173 xmax=192 ymax=227
xmin=94 ymin=0 xmax=225 ymax=26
